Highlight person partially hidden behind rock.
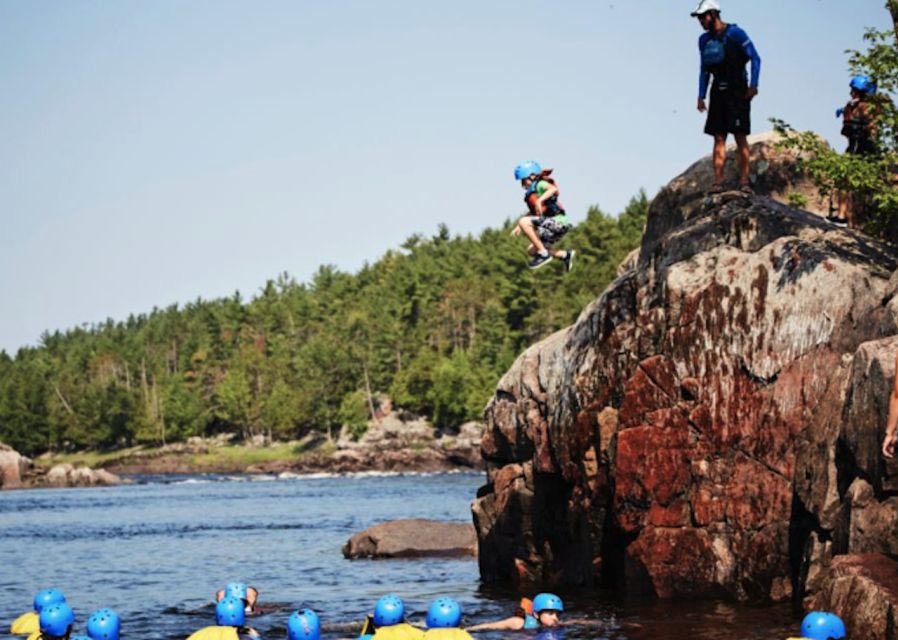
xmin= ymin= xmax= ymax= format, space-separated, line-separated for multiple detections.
xmin=829 ymin=74 xmax=883 ymax=228
xmin=692 ymin=0 xmax=761 ymax=195
xmin=882 ymin=347 xmax=898 ymax=459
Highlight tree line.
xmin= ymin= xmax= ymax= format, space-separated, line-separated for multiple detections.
xmin=0 ymin=194 xmax=648 ymax=456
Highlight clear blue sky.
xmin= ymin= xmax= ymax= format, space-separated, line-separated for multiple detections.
xmin=0 ymin=0 xmax=892 ymax=354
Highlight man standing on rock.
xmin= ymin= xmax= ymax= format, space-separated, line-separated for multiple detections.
xmin=692 ymin=0 xmax=761 ymax=194
xmin=883 ymin=348 xmax=898 ymax=458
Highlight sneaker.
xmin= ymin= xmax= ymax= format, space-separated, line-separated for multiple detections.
xmin=563 ymin=250 xmax=576 ymax=273
xmin=527 ymin=252 xmax=553 ymax=270
xmin=825 ymin=215 xmax=848 ymax=228
xmin=739 ymin=184 xmax=755 ymax=195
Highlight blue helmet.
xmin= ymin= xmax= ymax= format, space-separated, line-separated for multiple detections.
xmin=39 ymin=603 xmax=75 ymax=638
xmin=514 ymin=161 xmax=542 ymax=181
xmin=288 ymin=609 xmax=321 ymax=640
xmin=426 ymin=598 xmax=462 ymax=629
xmin=850 ymin=74 xmax=877 ymax=95
xmin=825 ymin=613 xmax=846 ymax=639
xmin=87 ymin=608 xmax=121 ymax=640
xmin=33 ymin=589 xmax=66 ymax=613
xmin=801 ymin=611 xmax=833 ymax=640
xmin=216 ymin=597 xmax=246 ymax=627
xmin=373 ymin=595 xmax=404 ymax=627
xmin=532 ymin=593 xmax=564 ymax=614
xmin=225 ymin=582 xmax=249 ymax=601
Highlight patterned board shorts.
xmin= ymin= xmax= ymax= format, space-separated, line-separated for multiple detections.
xmin=532 ymin=216 xmax=571 ymax=247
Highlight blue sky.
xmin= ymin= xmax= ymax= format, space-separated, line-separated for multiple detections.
xmin=0 ymin=0 xmax=892 ymax=354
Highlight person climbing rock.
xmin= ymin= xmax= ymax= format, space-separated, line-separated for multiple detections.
xmin=511 ymin=161 xmax=575 ymax=272
xmin=882 ymin=347 xmax=898 ymax=459
xmin=692 ymin=0 xmax=761 ymax=195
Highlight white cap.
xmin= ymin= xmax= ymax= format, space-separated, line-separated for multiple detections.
xmin=691 ymin=0 xmax=721 ymax=16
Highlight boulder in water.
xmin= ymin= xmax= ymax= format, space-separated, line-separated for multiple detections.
xmin=342 ymin=518 xmax=477 ymax=559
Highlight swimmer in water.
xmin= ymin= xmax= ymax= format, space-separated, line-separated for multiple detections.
xmin=468 ymin=594 xmax=564 ymax=632
xmin=11 ymin=589 xmax=66 ymax=636
xmin=216 ymin=583 xmax=259 ymax=614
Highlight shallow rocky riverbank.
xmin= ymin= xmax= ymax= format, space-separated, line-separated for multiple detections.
xmin=2 ymin=413 xmax=484 ymax=489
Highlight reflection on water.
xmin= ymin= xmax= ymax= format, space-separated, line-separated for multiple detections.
xmin=0 ymin=473 xmax=796 ymax=640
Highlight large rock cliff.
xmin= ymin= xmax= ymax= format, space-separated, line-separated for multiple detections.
xmin=472 ymin=138 xmax=898 ymax=607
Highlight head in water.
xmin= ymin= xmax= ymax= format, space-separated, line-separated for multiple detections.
xmin=86 ymin=609 xmax=120 ymax=640
xmin=532 ymin=594 xmax=564 ymax=628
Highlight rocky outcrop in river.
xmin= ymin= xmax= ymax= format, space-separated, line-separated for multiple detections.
xmin=343 ymin=519 xmax=477 ymax=559
xmin=472 ymin=136 xmax=898 ymax=611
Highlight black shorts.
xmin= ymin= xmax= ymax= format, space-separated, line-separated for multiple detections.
xmin=704 ymin=81 xmax=751 ymax=136
xmin=531 ymin=216 xmax=570 ymax=247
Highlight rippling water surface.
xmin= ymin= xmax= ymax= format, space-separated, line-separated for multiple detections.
xmin=0 ymin=473 xmax=797 ymax=639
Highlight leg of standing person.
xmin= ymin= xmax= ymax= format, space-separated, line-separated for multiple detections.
xmin=712 ymin=133 xmax=727 ymax=190
xmin=735 ymin=133 xmax=752 ymax=191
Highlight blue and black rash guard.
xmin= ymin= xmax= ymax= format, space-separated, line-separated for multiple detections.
xmin=697 ymin=24 xmax=761 ymax=98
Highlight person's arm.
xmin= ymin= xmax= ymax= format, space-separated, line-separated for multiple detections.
xmin=468 ymin=617 xmax=525 ymax=632
xmin=246 ymin=587 xmax=258 ymax=610
xmin=534 ymin=182 xmax=558 ymax=213
xmin=697 ymin=34 xmax=710 ymax=111
xmin=883 ymin=350 xmax=898 ymax=458
xmin=215 ymin=590 xmax=225 ymax=603
xmin=730 ymin=26 xmax=760 ymax=98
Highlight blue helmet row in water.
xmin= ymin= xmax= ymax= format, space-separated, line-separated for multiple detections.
xmin=288 ymin=609 xmax=321 ymax=640
xmin=216 ymin=597 xmax=246 ymax=627
xmin=426 ymin=598 xmax=462 ymax=629
xmin=801 ymin=611 xmax=846 ymax=640
xmin=87 ymin=608 xmax=121 ymax=640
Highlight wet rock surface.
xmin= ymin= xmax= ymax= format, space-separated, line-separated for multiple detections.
xmin=473 ymin=137 xmax=898 ymax=602
xmin=805 ymin=554 xmax=898 ymax=640
xmin=342 ymin=518 xmax=477 ymax=559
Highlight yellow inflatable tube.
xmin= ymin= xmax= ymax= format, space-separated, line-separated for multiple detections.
xmin=186 ymin=626 xmax=239 ymax=640
xmin=423 ymin=629 xmax=474 ymax=640
xmin=10 ymin=612 xmax=39 ymax=635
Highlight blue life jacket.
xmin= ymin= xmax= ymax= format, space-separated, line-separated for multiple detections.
xmin=701 ymin=25 xmax=731 ymax=68
xmin=523 ymin=615 xmax=539 ymax=630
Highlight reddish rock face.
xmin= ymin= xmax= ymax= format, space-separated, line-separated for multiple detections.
xmin=473 ymin=140 xmax=898 ymax=601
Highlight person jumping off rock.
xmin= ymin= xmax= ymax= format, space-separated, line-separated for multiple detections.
xmin=692 ymin=0 xmax=761 ymax=195
xmin=511 ymin=161 xmax=574 ymax=271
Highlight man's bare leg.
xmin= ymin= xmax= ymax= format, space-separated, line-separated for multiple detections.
xmin=735 ymin=133 xmax=751 ymax=187
xmin=713 ymin=134 xmax=727 ymax=187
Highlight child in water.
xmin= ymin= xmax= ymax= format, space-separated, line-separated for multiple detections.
xmin=468 ymin=594 xmax=563 ymax=631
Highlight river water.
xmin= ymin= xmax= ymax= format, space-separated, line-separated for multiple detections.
xmin=0 ymin=472 xmax=797 ymax=639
